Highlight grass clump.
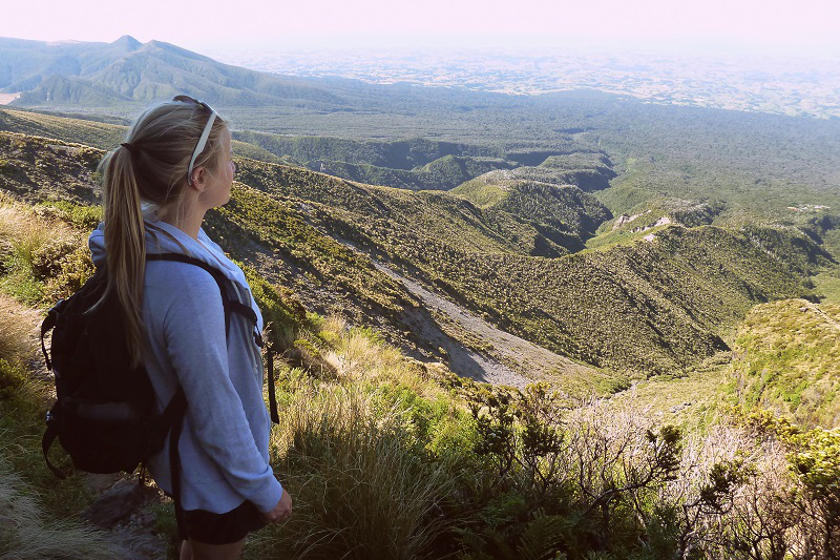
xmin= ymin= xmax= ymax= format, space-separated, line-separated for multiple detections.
xmin=0 ymin=197 xmax=90 ymax=307
xmin=0 ymin=293 xmax=38 ymax=369
xmin=0 ymin=458 xmax=114 ymax=560
xmin=256 ymin=387 xmax=454 ymax=560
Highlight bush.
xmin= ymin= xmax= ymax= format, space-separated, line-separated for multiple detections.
xmin=0 ymin=200 xmax=81 ymax=306
xmin=41 ymin=243 xmax=94 ymax=302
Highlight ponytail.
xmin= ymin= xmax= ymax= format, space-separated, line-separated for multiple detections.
xmin=100 ymin=145 xmax=146 ymax=367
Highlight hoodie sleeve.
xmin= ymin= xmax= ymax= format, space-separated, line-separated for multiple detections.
xmin=88 ymin=223 xmax=107 ymax=269
xmin=159 ymin=264 xmax=283 ymax=513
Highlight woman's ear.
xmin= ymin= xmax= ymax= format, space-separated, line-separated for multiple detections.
xmin=189 ymin=166 xmax=207 ymax=192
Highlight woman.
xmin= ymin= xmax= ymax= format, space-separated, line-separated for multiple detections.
xmin=89 ymin=96 xmax=292 ymax=560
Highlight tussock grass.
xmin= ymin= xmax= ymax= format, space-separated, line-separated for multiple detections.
xmin=319 ymin=315 xmax=442 ymax=397
xmin=256 ymin=385 xmax=453 ymax=560
xmin=0 ymin=202 xmax=73 ymax=262
xmin=0 ymin=197 xmax=82 ymax=305
xmin=0 ymin=292 xmax=39 ymax=367
xmin=245 ymin=315 xmax=461 ymax=560
xmin=0 ymin=457 xmax=114 ymax=560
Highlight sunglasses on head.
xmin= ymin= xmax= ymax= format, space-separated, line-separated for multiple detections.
xmin=173 ymin=95 xmax=218 ymax=185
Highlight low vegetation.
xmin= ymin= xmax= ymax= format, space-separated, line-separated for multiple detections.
xmin=0 ymin=241 xmax=110 ymax=559
xmin=727 ymin=299 xmax=840 ymax=428
xmin=0 ymin=457 xmax=114 ymax=560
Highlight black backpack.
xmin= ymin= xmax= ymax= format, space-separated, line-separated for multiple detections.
xmin=40 ymin=253 xmax=279 ymax=487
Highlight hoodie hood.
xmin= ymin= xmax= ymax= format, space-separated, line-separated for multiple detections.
xmin=88 ymin=210 xmax=264 ymax=333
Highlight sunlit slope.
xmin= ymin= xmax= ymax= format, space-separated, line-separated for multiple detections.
xmin=0 ymin=108 xmax=125 ymax=148
xmin=0 ymin=107 xmax=280 ymax=162
xmin=0 ymin=131 xmax=430 ymax=350
xmin=231 ymin=157 xmax=829 ymax=376
xmin=452 ymin=179 xmax=611 ymax=247
xmin=233 ymin=159 xmax=599 ymax=258
xmin=309 ymin=155 xmax=512 ymax=191
xmin=728 ymin=299 xmax=840 ymax=427
xmin=3 ymin=128 xmax=833 ymax=380
xmin=415 ymin=226 xmax=825 ymax=374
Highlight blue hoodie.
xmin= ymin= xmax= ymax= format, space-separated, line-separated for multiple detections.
xmin=89 ymin=213 xmax=283 ymax=514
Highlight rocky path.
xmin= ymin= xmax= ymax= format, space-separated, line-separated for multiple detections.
xmin=81 ymin=473 xmax=169 ymax=560
xmin=373 ymin=261 xmax=599 ymax=389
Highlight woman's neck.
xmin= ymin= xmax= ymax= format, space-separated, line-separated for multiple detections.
xmin=156 ymin=204 xmax=206 ymax=240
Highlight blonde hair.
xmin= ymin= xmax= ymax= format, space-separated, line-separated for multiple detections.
xmin=98 ymin=98 xmax=228 ymax=366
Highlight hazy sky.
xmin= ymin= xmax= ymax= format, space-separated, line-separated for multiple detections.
xmin=2 ymin=0 xmax=839 ymax=56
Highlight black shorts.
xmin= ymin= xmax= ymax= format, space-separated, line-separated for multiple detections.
xmin=175 ymin=499 xmax=267 ymax=545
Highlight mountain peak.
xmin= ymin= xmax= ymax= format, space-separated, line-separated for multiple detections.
xmin=111 ymin=35 xmax=142 ymax=51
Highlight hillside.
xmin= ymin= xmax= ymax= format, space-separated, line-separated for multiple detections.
xmin=5 ymin=114 xmax=837 ymax=385
xmin=0 ymin=128 xmax=609 ymax=389
xmin=307 ymin=155 xmax=512 ymax=191
xmin=229 ymin=152 xmax=832 ymax=378
xmin=452 ymin=179 xmax=611 ymax=244
xmin=8 ymin=196 xmax=840 ymax=560
xmin=0 ymin=131 xmax=417 ymax=344
xmin=0 ymin=107 xmax=282 ymax=163
xmin=728 ymin=299 xmax=840 ymax=428
xmin=233 ymin=130 xmax=616 ymax=192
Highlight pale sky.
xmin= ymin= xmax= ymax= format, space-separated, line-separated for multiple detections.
xmin=2 ymin=0 xmax=839 ymax=56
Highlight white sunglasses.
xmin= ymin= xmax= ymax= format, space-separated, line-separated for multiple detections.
xmin=174 ymin=95 xmax=218 ymax=185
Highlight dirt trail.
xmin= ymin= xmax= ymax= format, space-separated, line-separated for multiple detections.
xmin=373 ymin=261 xmax=598 ymax=388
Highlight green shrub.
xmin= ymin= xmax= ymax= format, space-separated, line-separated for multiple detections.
xmin=34 ymin=200 xmax=102 ymax=230
xmin=42 ymin=243 xmax=95 ymax=302
xmin=30 ymin=238 xmax=78 ymax=279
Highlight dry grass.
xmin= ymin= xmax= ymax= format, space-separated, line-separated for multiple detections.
xmin=0 ymin=456 xmax=114 ymax=559
xmin=257 ymin=385 xmax=454 ymax=560
xmin=0 ymin=202 xmax=74 ymax=259
xmin=0 ymin=292 xmax=39 ymax=366
xmin=0 ymin=197 xmax=82 ymax=305
xmin=249 ymin=315 xmax=465 ymax=560
xmin=318 ymin=315 xmax=446 ymax=399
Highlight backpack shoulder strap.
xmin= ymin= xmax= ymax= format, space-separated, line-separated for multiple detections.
xmin=147 ymin=253 xmax=235 ymax=334
xmin=147 ymin=253 xmax=278 ymax=423
xmin=146 ymin=253 xmax=260 ymax=332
